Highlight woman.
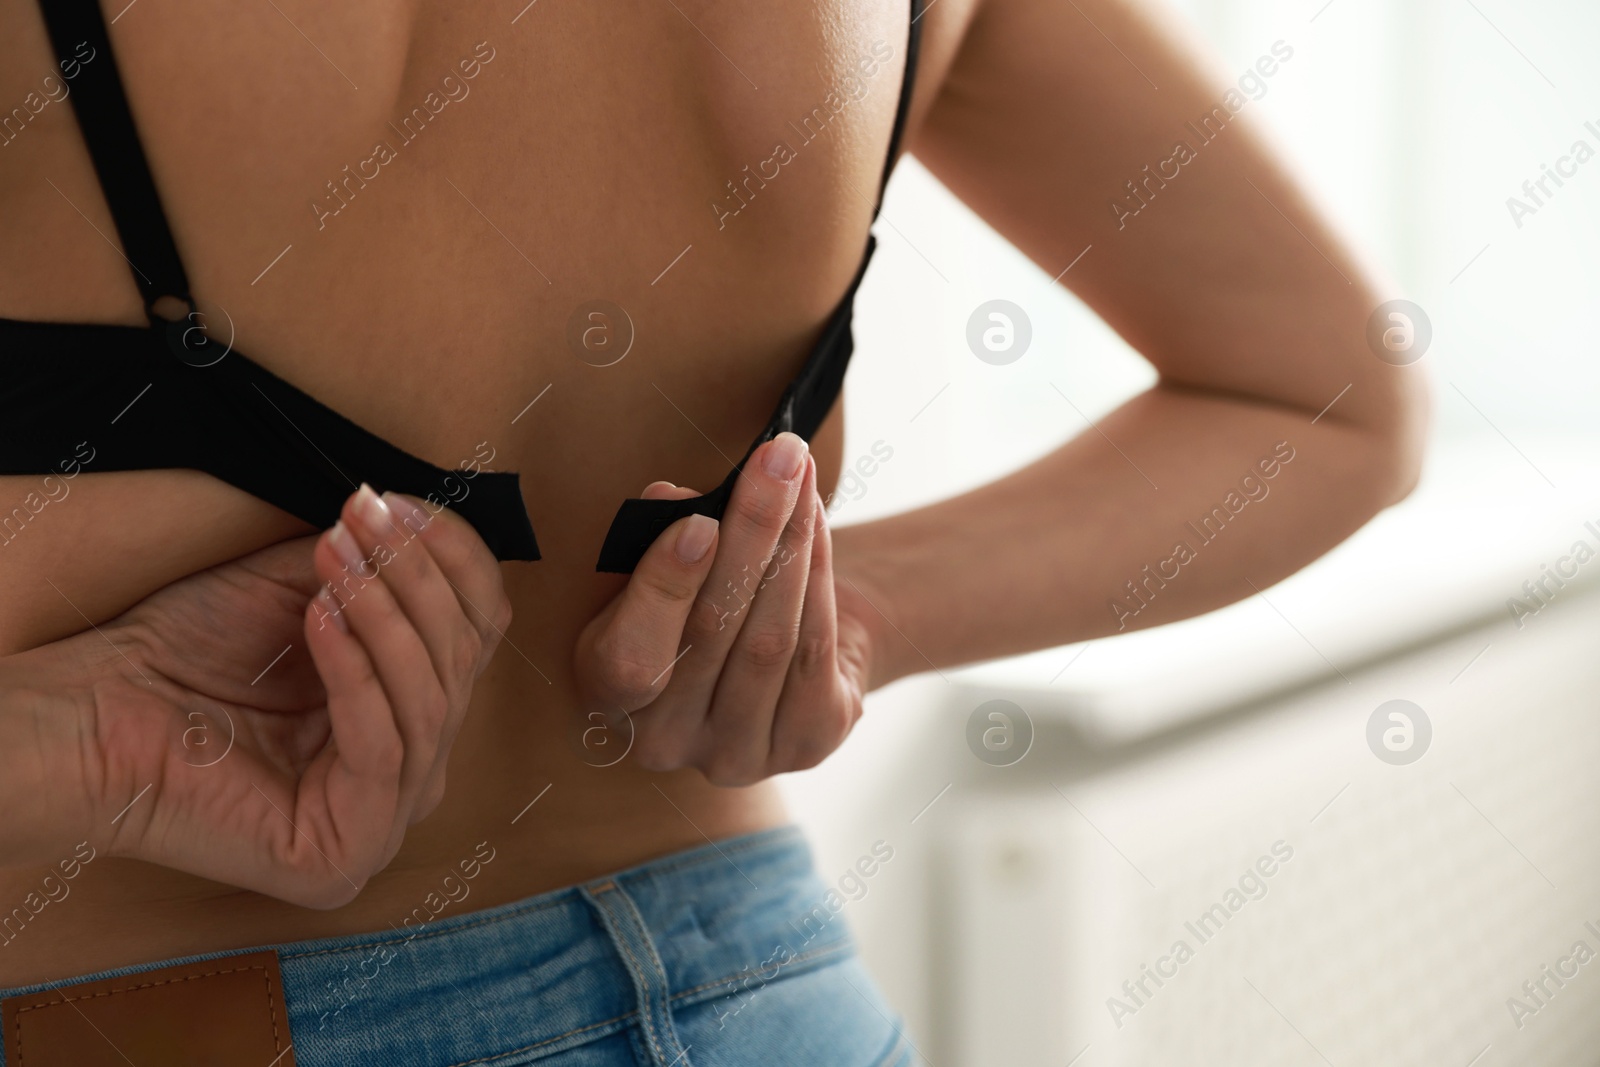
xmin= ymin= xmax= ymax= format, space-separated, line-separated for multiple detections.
xmin=0 ymin=0 xmax=1427 ymax=1062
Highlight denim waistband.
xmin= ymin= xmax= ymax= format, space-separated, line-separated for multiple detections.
xmin=0 ymin=825 xmax=859 ymax=1067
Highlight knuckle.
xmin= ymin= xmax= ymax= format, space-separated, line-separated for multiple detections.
xmin=785 ymin=732 xmax=835 ymax=772
xmin=792 ymin=635 xmax=830 ymax=675
xmin=368 ymin=732 xmax=406 ymax=778
xmin=783 ymin=743 xmax=827 ymax=773
xmin=451 ymin=624 xmax=484 ymax=681
xmin=779 ymin=701 xmax=856 ymax=772
xmin=415 ymin=777 xmax=447 ymax=820
xmin=638 ymin=563 xmax=702 ymax=605
xmin=827 ymin=696 xmax=860 ymax=745
xmin=409 ymin=689 xmax=450 ymax=745
xmin=732 ymin=487 xmax=793 ymax=536
xmin=739 ymin=626 xmax=797 ymax=670
xmin=597 ymin=650 xmax=665 ymax=704
xmin=476 ymin=632 xmax=504 ymax=676
xmin=425 ymin=685 xmax=451 ymax=725
xmin=702 ymin=754 xmax=756 ymax=788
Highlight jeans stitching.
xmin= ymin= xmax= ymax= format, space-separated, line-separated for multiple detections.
xmin=611 ymin=888 xmax=689 ymax=1066
xmin=587 ymin=884 xmax=675 ymax=1067
xmin=667 ymin=940 xmax=853 ymax=1004
xmin=614 ymin=924 xmax=670 ymax=1066
xmin=438 ymin=1009 xmax=635 ymax=1067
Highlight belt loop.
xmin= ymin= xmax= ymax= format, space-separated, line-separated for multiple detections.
xmin=580 ymin=880 xmax=693 ymax=1067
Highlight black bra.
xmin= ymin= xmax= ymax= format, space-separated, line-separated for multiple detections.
xmin=2 ymin=0 xmax=922 ymax=571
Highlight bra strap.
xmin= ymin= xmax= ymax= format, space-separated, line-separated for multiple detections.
xmin=595 ymin=0 xmax=924 ymax=572
xmin=38 ymin=0 xmax=195 ymax=321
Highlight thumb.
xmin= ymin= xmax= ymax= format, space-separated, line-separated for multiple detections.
xmin=575 ymin=509 xmax=719 ymax=712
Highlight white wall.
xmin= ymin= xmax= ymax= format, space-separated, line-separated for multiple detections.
xmin=780 ymin=0 xmax=1600 ymax=1062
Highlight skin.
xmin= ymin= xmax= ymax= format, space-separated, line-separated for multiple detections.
xmin=0 ymin=0 xmax=1427 ymax=987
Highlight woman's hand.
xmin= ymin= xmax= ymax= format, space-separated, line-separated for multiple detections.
xmin=17 ymin=486 xmax=510 ymax=909
xmin=573 ymin=433 xmax=876 ymax=786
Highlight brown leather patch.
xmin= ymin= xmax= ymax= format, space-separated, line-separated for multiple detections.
xmin=2 ymin=949 xmax=295 ymax=1067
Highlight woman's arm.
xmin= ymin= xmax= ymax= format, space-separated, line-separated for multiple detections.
xmin=832 ymin=0 xmax=1430 ymax=688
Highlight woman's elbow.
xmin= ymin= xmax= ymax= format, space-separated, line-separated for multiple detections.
xmin=1368 ymin=367 xmax=1433 ymax=509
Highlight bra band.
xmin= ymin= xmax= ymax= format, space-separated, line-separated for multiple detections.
xmin=0 ymin=318 xmax=540 ymax=562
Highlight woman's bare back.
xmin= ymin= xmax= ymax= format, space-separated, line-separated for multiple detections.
xmin=0 ymin=0 xmax=959 ymax=984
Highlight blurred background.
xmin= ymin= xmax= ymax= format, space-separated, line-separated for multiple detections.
xmin=777 ymin=0 xmax=1600 ymax=1063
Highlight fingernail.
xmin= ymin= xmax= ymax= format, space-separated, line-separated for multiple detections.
xmin=328 ymin=521 xmax=366 ymax=571
xmin=675 ymin=514 xmax=717 ymax=564
xmin=382 ymin=491 xmax=431 ymax=535
xmin=317 ymin=586 xmax=349 ymax=633
xmin=354 ymin=483 xmax=393 ymax=533
xmin=763 ymin=432 xmax=807 ymax=481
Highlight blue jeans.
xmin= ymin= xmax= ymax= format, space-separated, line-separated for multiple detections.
xmin=0 ymin=826 xmax=914 ymax=1065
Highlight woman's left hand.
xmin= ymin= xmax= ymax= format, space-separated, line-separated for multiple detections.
xmin=573 ymin=432 xmax=876 ymax=786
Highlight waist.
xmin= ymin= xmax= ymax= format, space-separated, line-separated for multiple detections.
xmin=0 ymin=753 xmax=788 ymax=988
xmin=0 ymin=825 xmax=901 ymax=1067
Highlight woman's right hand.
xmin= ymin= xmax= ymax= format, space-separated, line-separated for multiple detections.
xmin=2 ymin=485 xmax=510 ymax=908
